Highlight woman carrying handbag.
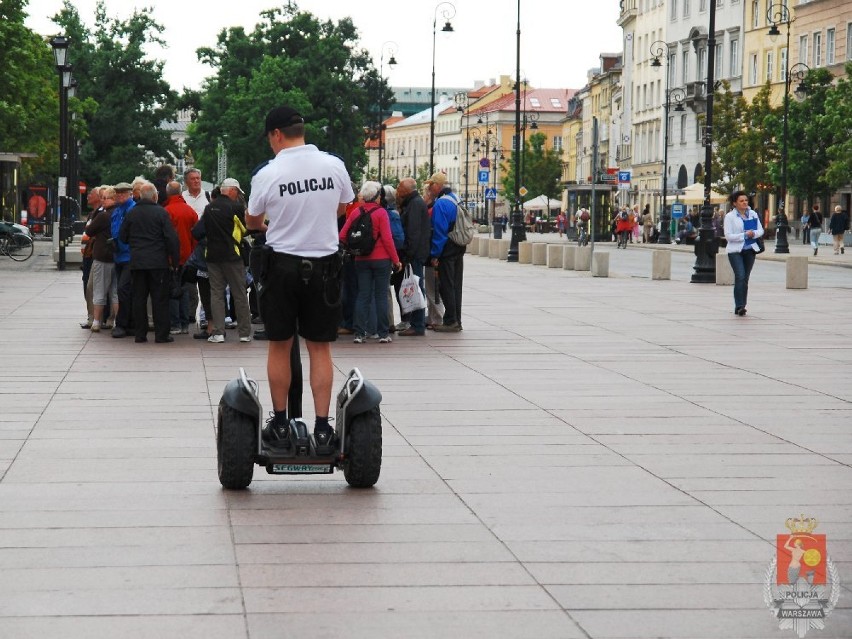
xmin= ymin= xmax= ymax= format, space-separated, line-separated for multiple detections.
xmin=724 ymin=191 xmax=764 ymax=317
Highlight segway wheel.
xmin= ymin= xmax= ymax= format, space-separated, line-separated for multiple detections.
xmin=217 ymin=403 xmax=256 ymax=489
xmin=343 ymin=407 xmax=382 ymax=488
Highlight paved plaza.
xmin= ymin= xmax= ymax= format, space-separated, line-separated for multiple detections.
xmin=0 ymin=238 xmax=850 ymax=638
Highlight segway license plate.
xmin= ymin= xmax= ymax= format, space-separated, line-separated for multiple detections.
xmin=269 ymin=463 xmax=334 ymax=474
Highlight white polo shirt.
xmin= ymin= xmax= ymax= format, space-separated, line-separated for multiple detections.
xmin=181 ymin=189 xmax=209 ymax=218
xmin=247 ymin=145 xmax=354 ymax=258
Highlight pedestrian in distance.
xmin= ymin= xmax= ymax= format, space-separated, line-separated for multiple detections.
xmin=808 ymin=204 xmax=823 ymax=256
xmin=724 ymin=191 xmax=764 ymax=317
xmin=829 ymin=205 xmax=848 ymax=255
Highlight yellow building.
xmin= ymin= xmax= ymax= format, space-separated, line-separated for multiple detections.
xmin=742 ymin=0 xmax=797 ymax=105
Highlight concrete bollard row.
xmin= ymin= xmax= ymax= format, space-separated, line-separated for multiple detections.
xmin=651 ymin=250 xmax=671 ymax=280
xmin=787 ymin=256 xmax=808 ymax=289
xmin=563 ymin=245 xmax=576 ymax=270
xmin=532 ymin=243 xmax=547 ymax=265
xmin=715 ymin=253 xmax=734 ymax=286
xmin=518 ymin=241 xmax=532 ymax=264
xmin=546 ymin=244 xmax=562 ymax=268
xmin=499 ymin=239 xmax=510 ymax=260
xmin=591 ymin=251 xmax=609 ymax=277
xmin=575 ymin=246 xmax=591 ymax=271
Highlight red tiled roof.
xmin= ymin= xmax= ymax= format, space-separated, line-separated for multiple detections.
xmin=477 ymin=88 xmax=576 ymax=114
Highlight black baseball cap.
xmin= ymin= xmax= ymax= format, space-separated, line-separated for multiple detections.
xmin=264 ymin=106 xmax=304 ymax=134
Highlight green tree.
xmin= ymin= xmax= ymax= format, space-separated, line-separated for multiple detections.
xmin=708 ymin=80 xmax=748 ymax=194
xmin=823 ymin=62 xmax=852 ymax=191
xmin=500 ymin=132 xmax=562 ymax=204
xmin=0 ymin=0 xmax=59 ymax=179
xmin=189 ymin=4 xmax=388 ymax=187
xmin=785 ymin=67 xmax=835 ymax=204
xmin=53 ymin=0 xmax=178 ymax=186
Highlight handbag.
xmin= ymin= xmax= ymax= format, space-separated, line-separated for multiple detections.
xmin=754 ymin=237 xmax=765 ymax=253
xmin=397 ymin=264 xmax=427 ymax=315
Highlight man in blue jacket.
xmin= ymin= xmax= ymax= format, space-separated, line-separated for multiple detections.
xmin=427 ymin=172 xmax=464 ymax=332
xmin=110 ymin=182 xmax=136 ymax=338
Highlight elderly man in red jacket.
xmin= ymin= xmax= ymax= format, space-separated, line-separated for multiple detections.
xmin=164 ymin=180 xmax=199 ymax=334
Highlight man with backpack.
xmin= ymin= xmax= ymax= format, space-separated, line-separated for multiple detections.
xmin=427 ymin=172 xmax=465 ymax=333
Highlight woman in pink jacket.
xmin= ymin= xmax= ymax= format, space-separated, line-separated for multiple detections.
xmin=339 ymin=181 xmax=402 ymax=343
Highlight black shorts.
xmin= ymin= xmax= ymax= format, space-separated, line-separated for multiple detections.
xmin=260 ymin=252 xmax=342 ymax=342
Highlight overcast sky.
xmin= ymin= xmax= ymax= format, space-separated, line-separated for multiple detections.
xmin=25 ymin=0 xmax=624 ymax=93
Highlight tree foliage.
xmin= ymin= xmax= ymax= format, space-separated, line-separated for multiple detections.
xmin=52 ymin=0 xmax=178 ymax=186
xmin=823 ymin=62 xmax=852 ymax=191
xmin=0 ymin=0 xmax=59 ymax=179
xmin=500 ymin=132 xmax=562 ymax=204
xmin=784 ymin=68 xmax=835 ymax=203
xmin=188 ymin=4 xmax=390 ymax=187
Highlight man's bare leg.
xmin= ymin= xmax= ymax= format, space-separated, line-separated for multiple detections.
xmin=305 ymin=340 xmax=333 ymax=418
xmin=267 ymin=338 xmax=294 ymax=412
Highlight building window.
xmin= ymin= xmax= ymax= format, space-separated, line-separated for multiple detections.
xmin=847 ymin=25 xmax=852 ymax=61
xmin=799 ymin=35 xmax=808 ymax=64
xmin=671 ymin=0 xmax=678 ymax=20
xmin=668 ymin=116 xmax=674 ymax=146
xmin=700 ymin=0 xmax=707 ymax=10
xmin=683 ymin=0 xmax=691 ymax=18
xmin=749 ymin=53 xmax=758 ymax=85
xmin=751 ymin=0 xmax=758 ymax=28
xmin=696 ymin=119 xmax=702 ymax=142
xmin=814 ymin=32 xmax=822 ymax=66
xmin=766 ymin=51 xmax=774 ymax=82
xmin=680 ymin=114 xmax=687 ymax=143
xmin=682 ymin=50 xmax=690 ymax=83
xmin=780 ymin=47 xmax=788 ymax=82
xmin=699 ymin=47 xmax=707 ymax=79
xmin=553 ymin=136 xmax=563 ymax=151
xmin=827 ymin=28 xmax=835 ymax=65
xmin=669 ymin=52 xmax=677 ymax=87
xmin=715 ymin=42 xmax=723 ymax=79
xmin=730 ymin=39 xmax=739 ymax=76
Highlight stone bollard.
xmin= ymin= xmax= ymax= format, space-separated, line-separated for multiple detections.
xmin=499 ymin=239 xmax=510 ymax=260
xmin=575 ymin=246 xmax=592 ymax=271
xmin=532 ymin=243 xmax=547 ymax=265
xmin=591 ymin=251 xmax=610 ymax=277
xmin=547 ymin=244 xmax=562 ymax=268
xmin=563 ymin=245 xmax=577 ymax=270
xmin=786 ymin=255 xmax=808 ymax=289
xmin=518 ymin=241 xmax=532 ymax=264
xmin=651 ymin=250 xmax=671 ymax=280
xmin=469 ymin=237 xmax=480 ymax=256
xmin=715 ymin=253 xmax=734 ymax=285
xmin=488 ymin=238 xmax=500 ymax=258
xmin=478 ymin=224 xmax=489 ymax=233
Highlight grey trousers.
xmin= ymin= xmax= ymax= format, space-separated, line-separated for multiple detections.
xmin=208 ymin=260 xmax=251 ymax=338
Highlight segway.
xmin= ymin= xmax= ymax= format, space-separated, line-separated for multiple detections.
xmin=216 ymin=366 xmax=382 ymax=490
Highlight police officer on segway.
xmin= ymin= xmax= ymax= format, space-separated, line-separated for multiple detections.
xmin=245 ymin=106 xmax=355 ymax=450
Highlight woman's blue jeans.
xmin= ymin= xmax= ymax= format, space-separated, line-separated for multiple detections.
xmin=728 ymin=249 xmax=756 ymax=311
xmin=354 ymin=259 xmax=391 ymax=338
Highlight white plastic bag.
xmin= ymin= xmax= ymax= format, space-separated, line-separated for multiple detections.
xmin=397 ymin=264 xmax=427 ymax=314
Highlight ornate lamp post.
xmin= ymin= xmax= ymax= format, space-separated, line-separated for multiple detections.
xmin=376 ymin=41 xmax=398 ymax=183
xmin=650 ymin=39 xmax=678 ymax=244
xmin=767 ymin=2 xmax=808 ymax=254
xmin=50 ymin=35 xmax=72 ymax=271
xmin=691 ymin=0 xmax=719 ymax=283
xmin=429 ymin=2 xmax=455 ymax=176
xmin=454 ymin=91 xmax=470 ymax=205
xmin=507 ymin=0 xmax=526 ymax=262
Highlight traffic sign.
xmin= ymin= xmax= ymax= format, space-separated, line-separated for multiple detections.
xmin=479 ymin=158 xmax=490 ymax=168
xmin=484 ymin=187 xmax=497 ymax=200
xmin=478 ymin=170 xmax=489 ymax=185
xmin=519 ymin=186 xmax=528 ymax=197
xmin=618 ymin=171 xmax=631 ymax=183
xmin=671 ymin=203 xmax=686 ymax=219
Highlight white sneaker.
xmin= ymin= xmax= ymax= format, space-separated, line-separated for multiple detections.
xmin=367 ymin=333 xmax=380 ymax=340
xmin=353 ymin=335 xmax=365 ymax=344
xmin=208 ymin=334 xmax=225 ymax=343
xmin=394 ymin=321 xmax=410 ymax=331
xmin=225 ymin=318 xmax=237 ymax=329
xmin=169 ymin=327 xmax=182 ymax=335
xmin=239 ymin=336 xmax=251 ymax=343
xmin=379 ymin=336 xmax=392 ymax=343
xmin=90 ymin=321 xmax=101 ymax=333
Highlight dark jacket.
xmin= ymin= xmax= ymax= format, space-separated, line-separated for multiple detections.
xmin=808 ymin=211 xmax=823 ymax=228
xmin=829 ymin=211 xmax=848 ymax=235
xmin=192 ymin=195 xmax=246 ymax=263
xmin=399 ymin=191 xmax=431 ymax=263
xmin=119 ymin=199 xmax=180 ymax=270
xmin=87 ymin=205 xmax=117 ymax=263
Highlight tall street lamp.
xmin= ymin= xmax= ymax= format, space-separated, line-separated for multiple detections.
xmin=50 ymin=35 xmax=72 ymax=271
xmin=508 ymin=0 xmax=526 ymax=262
xmin=650 ymin=39 xmax=678 ymax=244
xmin=691 ymin=0 xmax=719 ymax=283
xmin=377 ymin=41 xmax=398 ymax=183
xmin=454 ymin=91 xmax=470 ymax=205
xmin=429 ymin=2 xmax=455 ymax=176
xmin=767 ymin=2 xmax=806 ymax=254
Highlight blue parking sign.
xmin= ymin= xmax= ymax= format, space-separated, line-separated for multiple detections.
xmin=478 ymin=170 xmax=489 ymax=185
xmin=671 ymin=203 xmax=686 ymax=219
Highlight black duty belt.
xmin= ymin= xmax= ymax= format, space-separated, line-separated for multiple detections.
xmin=272 ymin=251 xmax=337 ymax=264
